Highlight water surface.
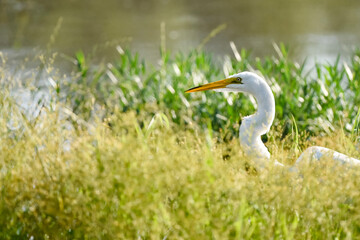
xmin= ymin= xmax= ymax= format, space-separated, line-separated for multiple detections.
xmin=1 ymin=0 xmax=360 ymax=63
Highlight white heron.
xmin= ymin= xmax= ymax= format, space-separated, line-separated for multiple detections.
xmin=185 ymin=71 xmax=360 ymax=170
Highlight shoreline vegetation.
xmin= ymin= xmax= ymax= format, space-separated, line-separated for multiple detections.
xmin=0 ymin=44 xmax=360 ymax=239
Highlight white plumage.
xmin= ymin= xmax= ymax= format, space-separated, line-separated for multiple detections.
xmin=186 ymin=71 xmax=360 ymax=169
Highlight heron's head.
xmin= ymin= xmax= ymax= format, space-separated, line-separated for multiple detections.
xmin=185 ymin=71 xmax=261 ymax=94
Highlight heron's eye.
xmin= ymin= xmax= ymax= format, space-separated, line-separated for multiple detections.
xmin=235 ymin=77 xmax=242 ymax=83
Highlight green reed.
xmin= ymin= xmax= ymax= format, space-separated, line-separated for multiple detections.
xmin=62 ymin=44 xmax=360 ymax=139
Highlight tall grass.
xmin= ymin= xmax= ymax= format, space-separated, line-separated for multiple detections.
xmin=0 ymin=107 xmax=359 ymax=239
xmin=0 ymin=45 xmax=360 ymax=238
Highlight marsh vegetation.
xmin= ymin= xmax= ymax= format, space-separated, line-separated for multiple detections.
xmin=0 ymin=44 xmax=360 ymax=238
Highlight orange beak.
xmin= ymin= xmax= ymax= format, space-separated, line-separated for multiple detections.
xmin=185 ymin=78 xmax=235 ymax=93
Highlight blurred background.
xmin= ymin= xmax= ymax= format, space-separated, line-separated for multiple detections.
xmin=1 ymin=0 xmax=360 ymax=63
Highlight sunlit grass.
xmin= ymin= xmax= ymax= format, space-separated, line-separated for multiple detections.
xmin=0 ymin=45 xmax=360 ymax=238
xmin=0 ymin=106 xmax=359 ymax=239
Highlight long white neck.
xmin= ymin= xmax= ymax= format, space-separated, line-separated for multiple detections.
xmin=239 ymin=76 xmax=275 ymax=162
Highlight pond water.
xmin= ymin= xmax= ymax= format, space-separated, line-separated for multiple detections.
xmin=1 ymin=0 xmax=360 ymax=63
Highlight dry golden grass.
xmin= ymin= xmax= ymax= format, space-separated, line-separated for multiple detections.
xmin=0 ymin=103 xmax=360 ymax=239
